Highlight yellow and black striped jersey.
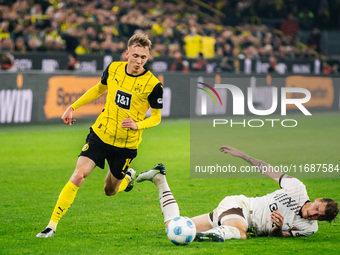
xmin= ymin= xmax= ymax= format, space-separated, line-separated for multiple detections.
xmin=91 ymin=61 xmax=163 ymax=149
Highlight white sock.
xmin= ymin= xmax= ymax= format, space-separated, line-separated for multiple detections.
xmin=47 ymin=220 xmax=57 ymax=231
xmin=154 ymin=175 xmax=180 ymax=222
xmin=203 ymin=225 xmax=241 ymax=240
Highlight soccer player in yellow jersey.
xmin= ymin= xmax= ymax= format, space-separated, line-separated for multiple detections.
xmin=37 ymin=33 xmax=163 ymax=238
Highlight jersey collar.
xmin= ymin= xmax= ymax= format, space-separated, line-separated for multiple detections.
xmin=125 ymin=63 xmax=149 ymax=77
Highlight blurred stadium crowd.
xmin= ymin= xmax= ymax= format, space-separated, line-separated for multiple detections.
xmin=1 ymin=0 xmax=340 ymax=73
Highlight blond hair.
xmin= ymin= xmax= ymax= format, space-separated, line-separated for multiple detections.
xmin=127 ymin=33 xmax=152 ymax=50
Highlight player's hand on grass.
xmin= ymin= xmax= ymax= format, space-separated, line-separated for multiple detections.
xmin=61 ymin=106 xmax=76 ymax=125
xmin=220 ymin=145 xmax=243 ymax=158
xmin=121 ymin=118 xmax=138 ymax=130
xmin=271 ymin=210 xmax=284 ymax=228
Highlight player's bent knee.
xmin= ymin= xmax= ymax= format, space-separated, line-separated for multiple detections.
xmin=239 ymin=231 xmax=247 ymax=239
xmin=104 ymin=186 xmax=118 ymax=196
xmin=234 ymin=226 xmax=247 ymax=239
xmin=70 ymin=171 xmax=87 ymax=187
xmin=104 ymin=188 xmax=114 ymax=196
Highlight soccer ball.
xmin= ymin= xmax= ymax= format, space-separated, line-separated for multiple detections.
xmin=166 ymin=216 xmax=196 ymax=245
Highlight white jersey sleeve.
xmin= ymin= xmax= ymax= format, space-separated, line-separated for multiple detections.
xmin=290 ymin=222 xmax=318 ymax=237
xmin=279 ymin=175 xmax=305 ymax=190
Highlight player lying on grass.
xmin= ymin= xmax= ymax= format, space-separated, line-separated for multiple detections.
xmin=36 ymin=33 xmax=163 ymax=238
xmin=136 ymin=145 xmax=339 ymax=242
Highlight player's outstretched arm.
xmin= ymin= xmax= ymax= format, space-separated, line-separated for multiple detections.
xmin=220 ymin=145 xmax=283 ymax=182
xmin=61 ymin=82 xmax=107 ymax=125
xmin=71 ymin=82 xmax=107 ymax=110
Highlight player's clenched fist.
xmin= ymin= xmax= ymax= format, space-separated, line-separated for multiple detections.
xmin=121 ymin=118 xmax=138 ymax=130
xmin=61 ymin=106 xmax=76 ymax=125
xmin=271 ymin=210 xmax=284 ymax=228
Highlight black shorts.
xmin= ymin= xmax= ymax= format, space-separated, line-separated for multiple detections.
xmin=79 ymin=128 xmax=137 ymax=180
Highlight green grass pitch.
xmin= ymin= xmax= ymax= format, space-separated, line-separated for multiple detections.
xmin=0 ymin=113 xmax=339 ymax=255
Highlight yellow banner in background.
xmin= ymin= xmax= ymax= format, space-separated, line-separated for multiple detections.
xmin=44 ymin=76 xmax=107 ymax=119
xmin=285 ymin=76 xmax=334 ymax=109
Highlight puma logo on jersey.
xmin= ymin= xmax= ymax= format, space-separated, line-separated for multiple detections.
xmin=115 ymin=78 xmax=120 ymax=85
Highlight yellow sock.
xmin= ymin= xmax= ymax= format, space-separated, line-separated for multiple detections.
xmin=117 ymin=175 xmax=130 ymax=193
xmin=50 ymin=181 xmax=79 ymax=226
